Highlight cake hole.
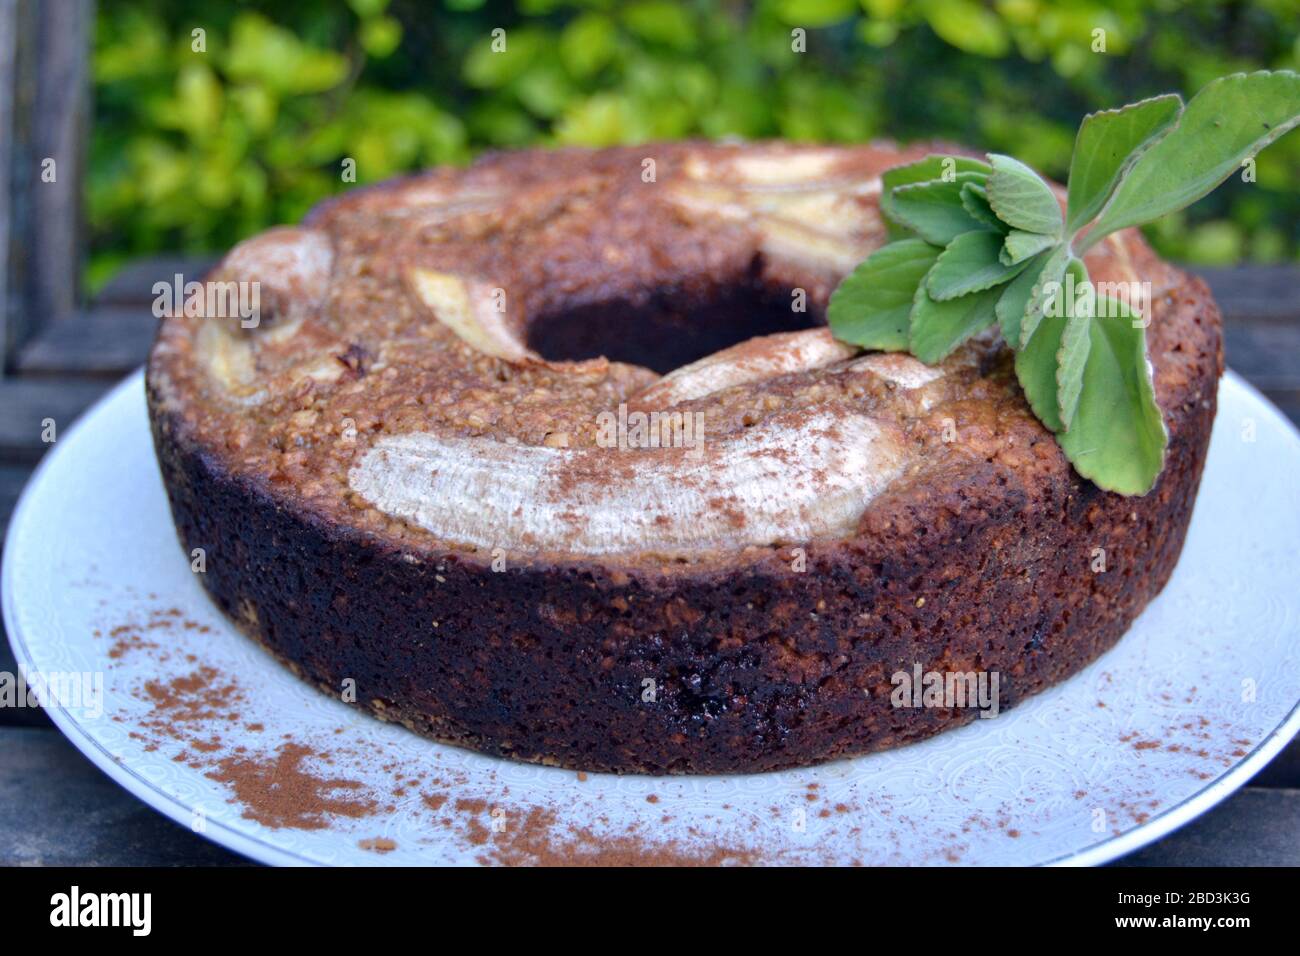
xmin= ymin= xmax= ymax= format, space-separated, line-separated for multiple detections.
xmin=525 ymin=279 xmax=821 ymax=375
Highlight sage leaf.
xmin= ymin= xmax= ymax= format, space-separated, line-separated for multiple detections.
xmin=827 ymin=239 xmax=941 ymax=350
xmin=890 ymin=173 xmax=989 ymax=245
xmin=995 ymin=248 xmax=1054 ymax=345
xmin=960 ymin=182 xmax=1006 ymax=231
xmin=1064 ymin=94 xmax=1183 ymax=234
xmin=987 ymin=154 xmax=1063 ymax=236
xmin=910 ymin=280 xmax=1002 ymax=364
xmin=1055 ymin=259 xmax=1094 ymax=430
xmin=1002 ymin=229 xmax=1058 ymax=265
xmin=1018 ymin=244 xmax=1071 ymax=348
xmin=1085 ymin=70 xmax=1300 ymax=245
xmin=927 ymin=229 xmax=1031 ymax=301
xmin=1014 ymin=307 xmax=1067 ymax=434
xmin=1057 ymin=300 xmax=1168 ymax=496
xmin=1017 ymin=259 xmax=1092 ymax=434
xmin=880 ymin=154 xmax=992 ymax=227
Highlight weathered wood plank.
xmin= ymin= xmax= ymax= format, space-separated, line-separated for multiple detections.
xmin=3 ymin=0 xmax=93 ymax=361
xmin=0 ymin=461 xmax=26 ymax=534
xmin=1248 ymin=736 xmax=1300 ymax=789
xmin=15 ymin=306 xmax=158 ymax=376
xmin=0 ymin=378 xmax=111 ymax=460
xmin=1113 ymin=788 xmax=1300 ymax=866
xmin=0 ymin=462 xmax=51 ymax=726
xmin=1222 ymin=321 xmax=1300 ymax=391
xmin=93 ymin=255 xmax=219 ymax=307
xmin=0 ymin=622 xmax=52 ymax=728
xmin=1258 ymin=390 xmax=1300 ymax=428
xmin=1196 ymin=265 xmax=1300 ymax=326
xmin=1 ymin=461 xmax=34 ymax=720
xmin=0 ymin=727 xmax=248 ymax=865
xmin=0 ymin=0 xmax=16 ymax=369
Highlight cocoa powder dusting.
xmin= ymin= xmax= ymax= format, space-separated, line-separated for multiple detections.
xmin=121 ymin=638 xmax=382 ymax=833
xmin=207 ymin=742 xmax=378 ymax=830
xmin=103 ymin=606 xmax=213 ymax=662
xmin=462 ymin=805 xmax=759 ymax=867
xmin=137 ymin=665 xmax=245 ymax=744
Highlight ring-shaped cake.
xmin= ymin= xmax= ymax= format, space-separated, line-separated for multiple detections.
xmin=147 ymin=143 xmax=1221 ymax=773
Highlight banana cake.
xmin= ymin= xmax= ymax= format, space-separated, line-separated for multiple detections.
xmin=146 ymin=142 xmax=1222 ymax=774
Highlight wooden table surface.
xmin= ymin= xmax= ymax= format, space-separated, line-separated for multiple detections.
xmin=1 ymin=258 xmax=1297 ymax=866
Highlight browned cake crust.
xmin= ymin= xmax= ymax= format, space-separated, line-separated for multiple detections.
xmin=147 ymin=142 xmax=1222 ymax=774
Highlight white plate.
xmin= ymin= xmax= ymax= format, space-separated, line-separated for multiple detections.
xmin=5 ymin=370 xmax=1300 ymax=866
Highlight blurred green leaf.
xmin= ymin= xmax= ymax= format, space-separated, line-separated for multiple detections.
xmin=348 ymin=0 xmax=391 ymax=17
xmin=555 ymin=93 xmax=649 ymax=145
xmin=360 ymin=16 xmax=403 ymax=58
xmin=775 ymin=0 xmax=858 ymax=28
xmin=231 ymin=85 xmax=278 ymax=136
xmin=622 ymin=1 xmax=697 ymax=50
xmin=858 ymin=20 xmax=899 ymax=47
xmin=463 ymin=28 xmax=546 ymax=88
xmin=1184 ymin=221 xmax=1243 ymax=265
xmin=560 ymin=14 xmax=618 ymax=78
xmin=224 ymin=13 xmax=349 ymax=94
xmin=515 ymin=60 xmax=578 ymax=119
xmin=161 ymin=63 xmax=224 ymax=140
xmin=924 ymin=0 xmax=1009 ymax=57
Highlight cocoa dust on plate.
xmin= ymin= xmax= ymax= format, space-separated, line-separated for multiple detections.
xmin=104 ymin=605 xmax=769 ymax=864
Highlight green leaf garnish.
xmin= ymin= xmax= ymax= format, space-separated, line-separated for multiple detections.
xmin=1002 ymin=229 xmax=1058 ymax=265
xmin=879 ymin=154 xmax=992 ymax=226
xmin=927 ymin=230 xmax=1030 ymax=300
xmin=959 ymin=182 xmax=1006 ymax=231
xmin=1013 ymin=306 xmax=1068 ymax=433
xmin=1057 ymin=301 xmax=1168 ymax=496
xmin=995 ymin=248 xmax=1052 ymax=346
xmin=1064 ymin=94 xmax=1181 ymax=234
xmin=910 ymin=282 xmax=1002 ymax=365
xmin=888 ymin=173 xmax=989 ymax=245
xmin=1018 ymin=244 xmax=1070 ymax=348
xmin=827 ymin=239 xmax=941 ymax=351
xmin=1084 ymin=71 xmax=1300 ymax=247
xmin=986 ymin=154 xmax=1063 ymax=236
xmin=827 ymin=70 xmax=1300 ymax=496
xmin=1055 ymin=260 xmax=1093 ymax=431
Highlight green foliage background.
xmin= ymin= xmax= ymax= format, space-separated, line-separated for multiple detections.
xmin=90 ymin=0 xmax=1300 ymax=289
